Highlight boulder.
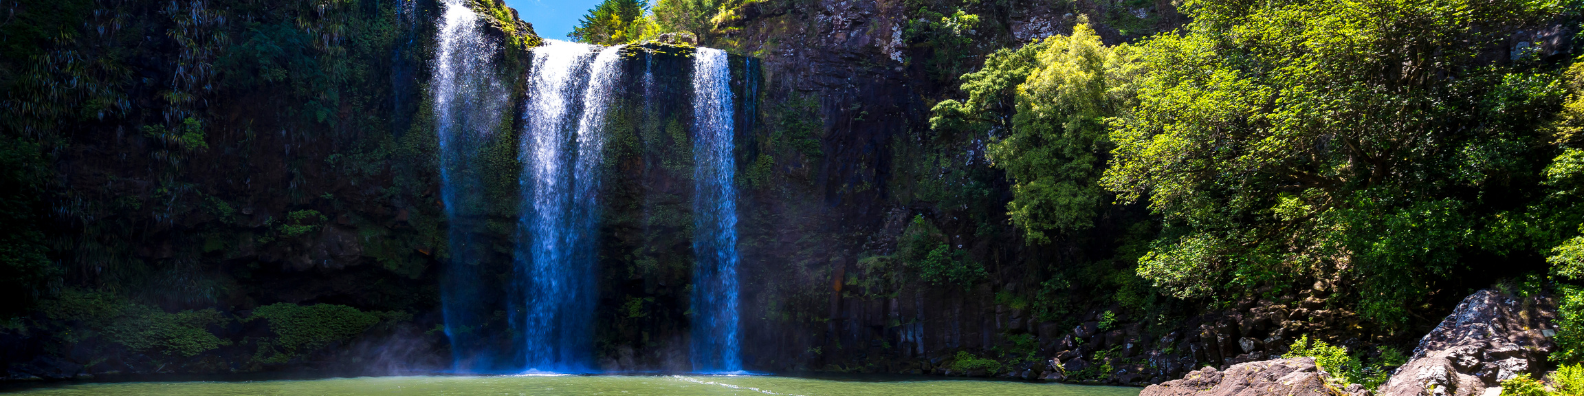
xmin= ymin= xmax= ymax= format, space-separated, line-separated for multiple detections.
xmin=1141 ymin=357 xmax=1359 ymax=396
xmin=1377 ymin=289 xmax=1557 ymax=396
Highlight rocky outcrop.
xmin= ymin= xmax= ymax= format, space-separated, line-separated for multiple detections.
xmin=1141 ymin=357 xmax=1363 ymax=396
xmin=1377 ymin=290 xmax=1558 ymax=396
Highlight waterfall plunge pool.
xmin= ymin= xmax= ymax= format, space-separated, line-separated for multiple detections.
xmin=3 ymin=374 xmax=1143 ymax=395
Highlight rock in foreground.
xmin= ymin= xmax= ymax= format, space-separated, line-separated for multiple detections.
xmin=1141 ymin=357 xmax=1362 ymax=396
xmin=1377 ymin=289 xmax=1557 ymax=396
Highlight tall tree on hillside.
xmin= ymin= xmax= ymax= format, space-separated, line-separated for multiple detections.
xmin=650 ymin=0 xmax=719 ymax=41
xmin=933 ymin=24 xmax=1139 ymax=245
xmin=570 ymin=0 xmax=655 ymax=45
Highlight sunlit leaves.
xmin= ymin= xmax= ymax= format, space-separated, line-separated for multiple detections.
xmin=1103 ymin=0 xmax=1571 ymax=326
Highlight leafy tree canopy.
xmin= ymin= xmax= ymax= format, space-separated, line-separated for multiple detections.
xmin=570 ymin=0 xmax=658 ymax=46
xmin=1101 ymin=0 xmax=1573 ymax=327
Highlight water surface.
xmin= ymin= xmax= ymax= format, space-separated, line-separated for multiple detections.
xmin=6 ymin=375 xmax=1143 ymax=396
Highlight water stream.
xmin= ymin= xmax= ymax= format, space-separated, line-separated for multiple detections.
xmin=431 ymin=0 xmax=509 ymax=371
xmin=690 ymin=48 xmax=742 ymax=373
xmin=434 ymin=9 xmax=744 ymax=371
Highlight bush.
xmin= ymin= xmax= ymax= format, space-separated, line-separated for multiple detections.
xmin=1284 ymin=335 xmax=1405 ymax=390
xmin=899 ymin=215 xmax=987 ymax=290
xmin=950 ymin=350 xmax=1002 ymax=374
xmin=1555 ymin=364 xmax=1584 ymax=396
xmin=1557 ymin=286 xmax=1584 ymax=364
xmin=247 ymin=303 xmax=383 ymax=364
xmin=38 ymin=290 xmax=228 ymax=357
xmin=1503 ymin=374 xmax=1552 ymax=396
xmin=1285 ymin=335 xmax=1353 ymax=379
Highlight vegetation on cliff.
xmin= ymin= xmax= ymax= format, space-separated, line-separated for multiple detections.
xmin=932 ymin=0 xmax=1582 ymax=343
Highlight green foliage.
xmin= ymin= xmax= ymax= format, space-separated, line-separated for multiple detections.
xmin=277 ymin=210 xmax=327 ymax=238
xmin=1499 ymin=364 xmax=1584 ymax=396
xmin=1502 ymin=374 xmax=1553 ymax=396
xmin=623 ymin=296 xmax=653 ymax=318
xmin=247 ymin=303 xmax=383 ymax=365
xmin=1001 ymin=333 xmax=1040 ymax=366
xmin=902 ymin=5 xmax=981 ymax=82
xmin=650 ymin=0 xmax=722 ymax=40
xmin=1556 ymin=286 xmax=1584 ymax=364
xmin=571 ymin=0 xmax=657 ymax=45
xmin=144 ymin=118 xmax=209 ymax=152
xmin=1034 ymin=274 xmax=1074 ymax=321
xmin=1556 ymin=364 xmax=1584 ymax=396
xmin=1284 ymin=335 xmax=1406 ymax=390
xmin=1285 ymin=336 xmax=1354 ymax=384
xmin=994 ymin=291 xmax=1029 ymax=311
xmin=941 ymin=25 xmax=1136 ymax=244
xmin=1102 ymin=0 xmax=1571 ymax=328
xmin=899 ymin=215 xmax=987 ymax=289
xmin=916 ymin=242 xmax=987 ymax=290
xmin=1097 ymin=310 xmax=1116 ymax=331
xmin=38 ymin=290 xmax=228 ymax=357
xmin=950 ymin=350 xmax=1002 ymax=374
xmin=106 ymin=306 xmax=230 ymax=357
xmin=0 ymin=136 xmax=58 ymax=318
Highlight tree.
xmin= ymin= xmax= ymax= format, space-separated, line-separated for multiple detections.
xmin=0 ymin=136 xmax=60 ymax=318
xmin=570 ymin=0 xmax=656 ymax=46
xmin=1101 ymin=0 xmax=1570 ymax=327
xmin=650 ymin=0 xmax=719 ymax=41
xmin=933 ymin=24 xmax=1137 ymax=244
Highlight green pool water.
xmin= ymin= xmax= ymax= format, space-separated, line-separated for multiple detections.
xmin=5 ymin=375 xmax=1142 ymax=395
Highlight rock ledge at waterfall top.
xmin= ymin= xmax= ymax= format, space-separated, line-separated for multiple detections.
xmin=1376 ymin=289 xmax=1558 ymax=396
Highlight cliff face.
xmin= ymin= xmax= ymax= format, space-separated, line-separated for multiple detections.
xmin=0 ymin=0 xmax=540 ymax=377
xmin=0 ymin=0 xmax=1426 ymax=384
xmin=705 ymin=0 xmax=1202 ymax=379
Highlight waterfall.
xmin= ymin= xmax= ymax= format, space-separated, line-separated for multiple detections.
xmin=432 ymin=0 xmax=509 ymax=372
xmin=690 ymin=48 xmax=742 ymax=373
xmin=516 ymin=40 xmax=622 ymax=372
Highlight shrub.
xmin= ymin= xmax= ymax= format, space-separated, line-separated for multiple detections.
xmin=899 ymin=215 xmax=987 ymax=289
xmin=1557 ymin=286 xmax=1584 ymax=364
xmin=106 ymin=306 xmax=229 ymax=357
xmin=1502 ymin=373 xmax=1551 ymax=396
xmin=1555 ymin=364 xmax=1584 ymax=396
xmin=950 ymin=350 xmax=1003 ymax=374
xmin=278 ymin=210 xmax=327 ymax=237
xmin=248 ymin=303 xmax=382 ymax=364
xmin=1284 ymin=335 xmax=1403 ymax=390
xmin=38 ymin=289 xmax=228 ymax=357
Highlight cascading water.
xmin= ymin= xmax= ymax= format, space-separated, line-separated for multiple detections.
xmin=432 ymin=0 xmax=509 ymax=371
xmin=689 ymin=48 xmax=742 ymax=373
xmin=434 ymin=15 xmax=750 ymax=370
xmin=515 ymin=40 xmax=622 ymax=372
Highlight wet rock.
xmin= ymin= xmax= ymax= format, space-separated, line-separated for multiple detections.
xmin=1075 ymin=321 xmax=1098 ymax=339
xmin=1238 ymin=337 xmax=1263 ymax=354
xmin=1377 ymin=289 xmax=1557 ymax=396
xmin=1063 ymin=357 xmax=1090 ymax=373
xmin=1141 ymin=357 xmax=1349 ymax=396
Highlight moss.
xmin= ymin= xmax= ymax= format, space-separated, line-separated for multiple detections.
xmin=949 ymin=350 xmax=1002 ymax=374
xmin=278 ymin=209 xmax=327 ymax=237
xmin=106 ymin=306 xmax=230 ymax=357
xmin=247 ymin=303 xmax=387 ymax=365
xmin=38 ymin=289 xmax=229 ymax=358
